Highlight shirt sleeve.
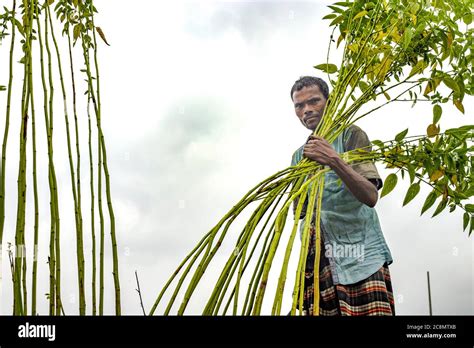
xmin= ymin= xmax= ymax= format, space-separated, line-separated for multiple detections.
xmin=344 ymin=126 xmax=383 ymax=190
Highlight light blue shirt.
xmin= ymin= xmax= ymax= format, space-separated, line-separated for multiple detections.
xmin=291 ymin=126 xmax=393 ymax=285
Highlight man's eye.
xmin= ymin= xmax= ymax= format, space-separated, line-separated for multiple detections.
xmin=295 ymin=104 xmax=302 ymax=109
xmin=308 ymin=99 xmax=319 ymax=105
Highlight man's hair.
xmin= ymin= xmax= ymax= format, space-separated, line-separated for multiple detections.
xmin=290 ymin=76 xmax=329 ymax=101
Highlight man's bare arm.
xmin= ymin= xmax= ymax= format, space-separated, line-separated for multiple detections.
xmin=327 ymin=156 xmax=378 ymax=207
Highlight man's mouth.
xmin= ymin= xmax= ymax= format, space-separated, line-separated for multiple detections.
xmin=304 ymin=115 xmax=318 ymax=124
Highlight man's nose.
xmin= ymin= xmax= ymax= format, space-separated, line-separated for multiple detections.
xmin=303 ymin=104 xmax=313 ymax=115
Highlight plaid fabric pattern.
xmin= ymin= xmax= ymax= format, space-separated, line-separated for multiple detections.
xmin=300 ymin=226 xmax=395 ymax=316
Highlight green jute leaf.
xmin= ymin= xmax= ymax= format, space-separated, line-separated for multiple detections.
xmin=470 ymin=217 xmax=474 ymax=236
xmin=420 ymin=191 xmax=437 ymax=215
xmin=403 ymin=182 xmax=420 ymax=206
xmin=73 ymin=24 xmax=81 ymax=40
xmin=330 ymin=15 xmax=344 ymax=26
xmin=407 ymin=165 xmax=415 ymax=184
xmin=14 ymin=19 xmax=24 ymax=37
xmin=408 ymin=60 xmax=425 ymax=78
xmin=322 ymin=14 xmax=337 ymax=20
xmin=432 ymin=198 xmax=448 ymax=218
xmin=372 ymin=140 xmax=384 ymax=148
xmin=353 ymin=10 xmax=368 ymax=20
xmin=314 ymin=63 xmax=338 ymax=74
xmin=465 ymin=204 xmax=474 ymax=213
xmin=334 ymin=1 xmax=352 ymax=7
xmin=463 ymin=12 xmax=472 ymax=25
xmin=403 ymin=28 xmax=413 ymax=49
xmin=445 ymin=125 xmax=474 ymax=135
xmin=433 ymin=104 xmax=442 ymax=124
xmin=395 ymin=128 xmax=408 ymax=142
xmin=427 ymin=124 xmax=439 ymax=137
xmin=454 ymin=99 xmax=465 ymax=114
xmin=328 ymin=5 xmax=344 ymax=13
xmin=359 ymin=80 xmax=369 ymax=92
xmin=463 ymin=212 xmax=469 ymax=231
xmin=442 ymin=77 xmax=460 ymax=94
xmin=381 ymin=173 xmax=397 ymax=198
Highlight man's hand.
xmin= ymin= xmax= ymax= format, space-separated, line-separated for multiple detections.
xmin=303 ymin=135 xmax=339 ymax=167
xmin=302 ymin=135 xmax=379 ymax=207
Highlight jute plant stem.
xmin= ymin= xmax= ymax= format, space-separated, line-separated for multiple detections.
xmin=47 ymin=5 xmax=63 ymax=316
xmin=311 ymin=177 xmax=325 ymax=315
xmin=80 ymin=34 xmax=105 ymax=315
xmin=67 ymin=23 xmax=87 ymax=316
xmin=0 ymin=3 xmax=17 ymax=304
xmin=149 ymin=167 xmax=295 ymax=315
xmin=98 ymin=121 xmax=104 ymax=315
xmin=232 ymin=183 xmax=293 ymax=314
xmin=89 ymin=7 xmax=121 ymax=315
xmin=219 ymin=185 xmax=287 ymax=315
xmin=86 ymin=88 xmax=97 ymax=315
xmin=234 ymin=171 xmax=312 ymax=315
xmin=271 ymin=178 xmax=309 ymax=315
xmin=25 ymin=0 xmax=39 ymax=316
xmin=218 ymin=185 xmax=290 ymax=315
xmin=294 ymin=178 xmax=320 ymax=316
xmin=175 ymin=168 xmax=298 ymax=315
xmin=204 ymin=181 xmax=291 ymax=315
xmin=77 ymin=2 xmax=121 ymax=313
xmin=241 ymin=220 xmax=278 ymax=315
xmin=34 ymin=0 xmax=52 ymax=315
xmin=44 ymin=3 xmax=61 ymax=315
xmin=46 ymin=3 xmax=86 ymax=315
xmin=30 ymin=1 xmax=39 ymax=315
xmin=36 ymin=1 xmax=62 ymax=315
xmin=229 ymin=182 xmax=303 ymax=315
xmin=252 ymin=172 xmax=321 ymax=315
xmin=148 ymin=229 xmax=214 ymax=315
xmin=13 ymin=0 xmax=35 ymax=315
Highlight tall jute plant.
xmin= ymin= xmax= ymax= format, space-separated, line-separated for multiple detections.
xmin=151 ymin=0 xmax=473 ymax=315
xmin=0 ymin=0 xmax=120 ymax=315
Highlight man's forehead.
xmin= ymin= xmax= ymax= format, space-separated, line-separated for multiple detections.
xmin=292 ymin=85 xmax=324 ymax=102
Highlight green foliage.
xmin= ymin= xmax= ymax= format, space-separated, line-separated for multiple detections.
xmin=403 ymin=182 xmax=421 ymax=206
xmin=314 ymin=63 xmax=338 ymax=74
xmin=433 ymin=104 xmax=442 ymax=124
xmin=374 ymin=125 xmax=473 ymax=234
xmin=381 ymin=173 xmax=398 ymax=197
xmin=421 ymin=190 xmax=438 ymax=215
xmin=395 ymin=128 xmax=409 ymax=142
xmin=155 ymin=0 xmax=473 ymax=315
xmin=317 ymin=0 xmax=472 ymax=126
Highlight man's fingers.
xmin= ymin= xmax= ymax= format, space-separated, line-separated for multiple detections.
xmin=308 ymin=135 xmax=328 ymax=144
xmin=307 ymin=140 xmax=324 ymax=147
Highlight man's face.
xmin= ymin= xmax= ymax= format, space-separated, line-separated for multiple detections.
xmin=292 ymin=85 xmax=327 ymax=131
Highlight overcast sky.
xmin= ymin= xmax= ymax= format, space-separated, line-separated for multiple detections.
xmin=0 ymin=0 xmax=472 ymax=315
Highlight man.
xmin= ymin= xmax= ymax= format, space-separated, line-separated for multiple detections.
xmin=290 ymin=76 xmax=394 ymax=316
